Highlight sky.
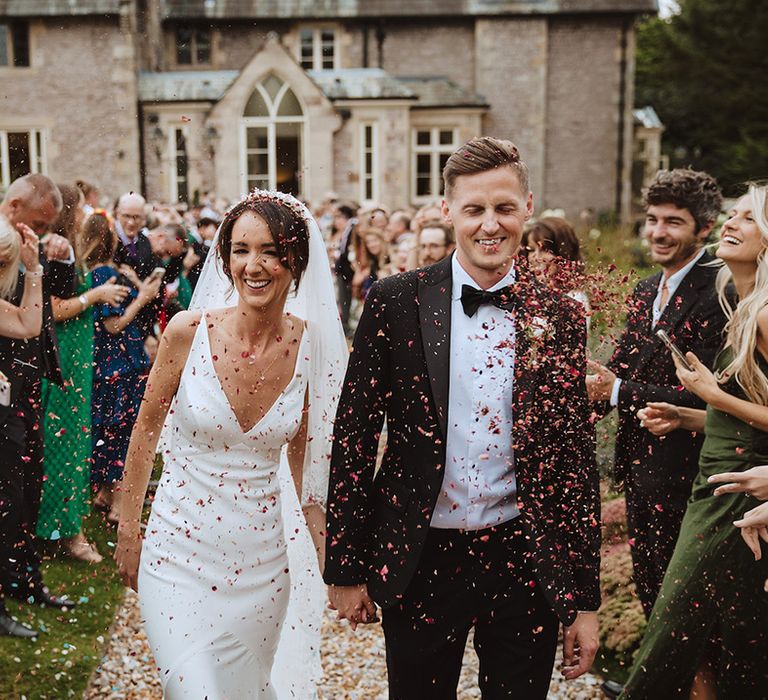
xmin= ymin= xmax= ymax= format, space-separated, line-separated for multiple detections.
xmin=658 ymin=0 xmax=680 ymax=17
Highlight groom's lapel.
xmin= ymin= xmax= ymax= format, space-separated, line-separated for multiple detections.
xmin=417 ymin=256 xmax=453 ymax=439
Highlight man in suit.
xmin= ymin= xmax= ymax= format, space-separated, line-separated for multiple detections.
xmin=332 ymin=202 xmax=357 ymax=335
xmin=113 ymin=192 xmax=161 ymax=339
xmin=0 ymin=174 xmax=78 ymax=637
xmin=587 ymin=169 xmax=726 ymax=620
xmin=325 ymin=137 xmax=600 ymax=698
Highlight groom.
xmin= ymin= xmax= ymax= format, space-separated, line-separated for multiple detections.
xmin=325 ymin=137 xmax=600 ymax=698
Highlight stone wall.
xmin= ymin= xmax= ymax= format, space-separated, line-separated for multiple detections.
xmin=543 ymin=16 xmax=630 ymax=218
xmin=0 ymin=16 xmax=140 ymax=199
xmin=474 ymin=18 xmax=548 ymax=201
xmin=379 ymin=20 xmax=476 ymax=92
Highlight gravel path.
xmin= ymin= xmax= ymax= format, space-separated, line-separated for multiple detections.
xmin=85 ymin=590 xmax=604 ymax=699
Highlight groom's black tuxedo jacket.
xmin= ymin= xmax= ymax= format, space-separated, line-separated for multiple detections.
xmin=324 ymin=255 xmax=600 ymax=625
xmin=606 ymin=252 xmax=727 ymax=498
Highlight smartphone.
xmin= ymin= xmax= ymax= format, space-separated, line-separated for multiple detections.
xmin=148 ymin=266 xmax=166 ymax=283
xmin=656 ymin=329 xmax=693 ymax=371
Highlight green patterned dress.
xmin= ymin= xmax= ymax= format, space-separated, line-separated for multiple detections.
xmin=36 ymin=272 xmax=94 ymax=540
xmin=622 ymin=356 xmax=768 ymax=698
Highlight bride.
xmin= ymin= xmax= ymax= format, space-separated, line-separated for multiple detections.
xmin=114 ymin=190 xmax=347 ymax=698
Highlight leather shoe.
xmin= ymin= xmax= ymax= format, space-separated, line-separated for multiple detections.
xmin=0 ymin=610 xmax=37 ymax=638
xmin=601 ymin=680 xmax=624 ymax=699
xmin=6 ymin=586 xmax=77 ymax=609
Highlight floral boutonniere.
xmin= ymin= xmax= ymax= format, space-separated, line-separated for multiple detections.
xmin=522 ymin=315 xmax=555 ymax=367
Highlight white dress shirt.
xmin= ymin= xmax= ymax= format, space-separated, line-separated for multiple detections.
xmin=609 ymin=248 xmax=707 ymax=406
xmin=431 ymin=255 xmax=520 ymax=530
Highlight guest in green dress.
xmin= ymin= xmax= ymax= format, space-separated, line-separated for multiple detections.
xmin=36 ymin=192 xmax=129 ymax=563
xmin=625 ymin=184 xmax=768 ymax=699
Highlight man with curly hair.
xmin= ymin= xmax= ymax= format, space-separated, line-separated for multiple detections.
xmin=587 ymin=169 xmax=726 ymax=620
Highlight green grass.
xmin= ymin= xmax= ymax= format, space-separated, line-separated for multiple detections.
xmin=0 ymin=511 xmax=124 ymax=699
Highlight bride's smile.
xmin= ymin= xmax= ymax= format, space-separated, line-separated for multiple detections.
xmin=229 ymin=211 xmax=293 ymax=308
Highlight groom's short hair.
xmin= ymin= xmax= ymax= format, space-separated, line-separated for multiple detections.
xmin=442 ymin=137 xmax=529 ymax=199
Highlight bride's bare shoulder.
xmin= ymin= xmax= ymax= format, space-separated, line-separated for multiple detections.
xmin=162 ymin=309 xmax=204 ymax=344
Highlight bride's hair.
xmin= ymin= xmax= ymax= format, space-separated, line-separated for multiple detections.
xmin=217 ymin=196 xmax=310 ymax=287
xmin=715 ymin=183 xmax=768 ymax=404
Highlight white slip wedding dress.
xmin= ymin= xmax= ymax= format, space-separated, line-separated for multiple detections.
xmin=138 ymin=313 xmax=317 ymax=699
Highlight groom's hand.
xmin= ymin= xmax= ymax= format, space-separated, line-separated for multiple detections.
xmin=328 ymin=584 xmax=378 ymax=631
xmin=561 ymin=612 xmax=599 ymax=680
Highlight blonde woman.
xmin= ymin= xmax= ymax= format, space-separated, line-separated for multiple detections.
xmin=623 ymin=184 xmax=768 ymax=699
xmin=0 ymin=216 xmax=43 ymax=339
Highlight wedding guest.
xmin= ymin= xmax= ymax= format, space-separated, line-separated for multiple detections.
xmin=332 ymin=203 xmax=357 ymax=334
xmin=412 ymin=200 xmax=442 ymax=235
xmin=523 ymin=217 xmax=590 ymax=313
xmin=0 ymin=174 xmax=78 ymax=636
xmin=352 ymin=227 xmax=389 ymax=300
xmin=89 ymin=213 xmax=163 ymax=523
xmin=621 ymin=183 xmax=768 ymax=699
xmin=0 ymin=217 xmax=44 ymax=638
xmin=76 ymin=179 xmax=100 ymax=216
xmin=0 ymin=218 xmax=42 ymax=339
xmin=587 ymin=169 xmax=726 ymax=618
xmin=113 ymin=192 xmax=160 ymax=339
xmin=37 ymin=198 xmax=129 ymax=562
xmin=417 ymin=220 xmax=454 ymax=267
xmin=386 ymin=210 xmax=412 ymax=244
xmin=387 ymin=233 xmax=417 ymax=275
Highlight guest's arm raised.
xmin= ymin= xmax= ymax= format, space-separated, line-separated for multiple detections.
xmin=114 ymin=310 xmax=200 ymax=590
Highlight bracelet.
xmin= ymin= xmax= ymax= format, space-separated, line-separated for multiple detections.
xmin=78 ymin=294 xmax=89 ymax=310
xmin=26 ymin=267 xmax=44 ymax=278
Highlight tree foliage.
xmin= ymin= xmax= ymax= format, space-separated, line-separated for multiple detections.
xmin=636 ymin=0 xmax=768 ymax=193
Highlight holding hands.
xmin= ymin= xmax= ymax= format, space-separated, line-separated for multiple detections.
xmin=328 ymin=584 xmax=378 ymax=631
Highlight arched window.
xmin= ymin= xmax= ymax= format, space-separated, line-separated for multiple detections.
xmin=241 ymin=74 xmax=304 ymax=195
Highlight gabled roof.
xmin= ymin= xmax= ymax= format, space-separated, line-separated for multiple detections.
xmin=138 ymin=70 xmax=239 ymax=102
xmin=161 ymin=0 xmax=657 ymax=20
xmin=0 ymin=0 xmax=120 ymax=16
xmin=633 ymin=106 xmax=663 ymax=129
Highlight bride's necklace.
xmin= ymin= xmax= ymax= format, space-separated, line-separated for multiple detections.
xmin=243 ymin=340 xmax=286 ymax=385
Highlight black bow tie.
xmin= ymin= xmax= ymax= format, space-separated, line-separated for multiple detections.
xmin=460 ymin=284 xmax=515 ymax=317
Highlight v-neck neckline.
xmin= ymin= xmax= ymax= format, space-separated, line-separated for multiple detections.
xmin=201 ymin=314 xmax=306 ymax=435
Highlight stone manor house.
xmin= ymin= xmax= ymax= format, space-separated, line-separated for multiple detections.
xmin=1 ymin=0 xmax=658 ymax=219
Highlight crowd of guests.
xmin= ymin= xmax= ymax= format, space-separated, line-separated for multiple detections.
xmin=0 ymin=164 xmax=767 ymax=697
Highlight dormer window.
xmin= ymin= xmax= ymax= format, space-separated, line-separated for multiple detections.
xmin=299 ymin=27 xmax=336 ymax=70
xmin=176 ymin=26 xmax=211 ymax=66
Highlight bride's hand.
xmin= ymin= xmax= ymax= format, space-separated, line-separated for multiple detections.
xmin=115 ymin=520 xmax=143 ymax=591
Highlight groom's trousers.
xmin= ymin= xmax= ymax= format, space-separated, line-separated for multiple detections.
xmin=381 ymin=520 xmax=559 ymax=700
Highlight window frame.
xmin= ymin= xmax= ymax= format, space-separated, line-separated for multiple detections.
xmin=239 ymin=77 xmax=306 ymax=196
xmin=175 ymin=25 xmax=212 ymax=67
xmin=297 ymin=26 xmax=338 ymax=70
xmin=0 ymin=21 xmax=30 ymax=68
xmin=169 ymin=125 xmax=190 ymax=204
xmin=0 ymin=128 xmax=47 ymax=190
xmin=411 ymin=127 xmax=458 ymax=202
xmin=359 ymin=121 xmax=379 ymax=203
